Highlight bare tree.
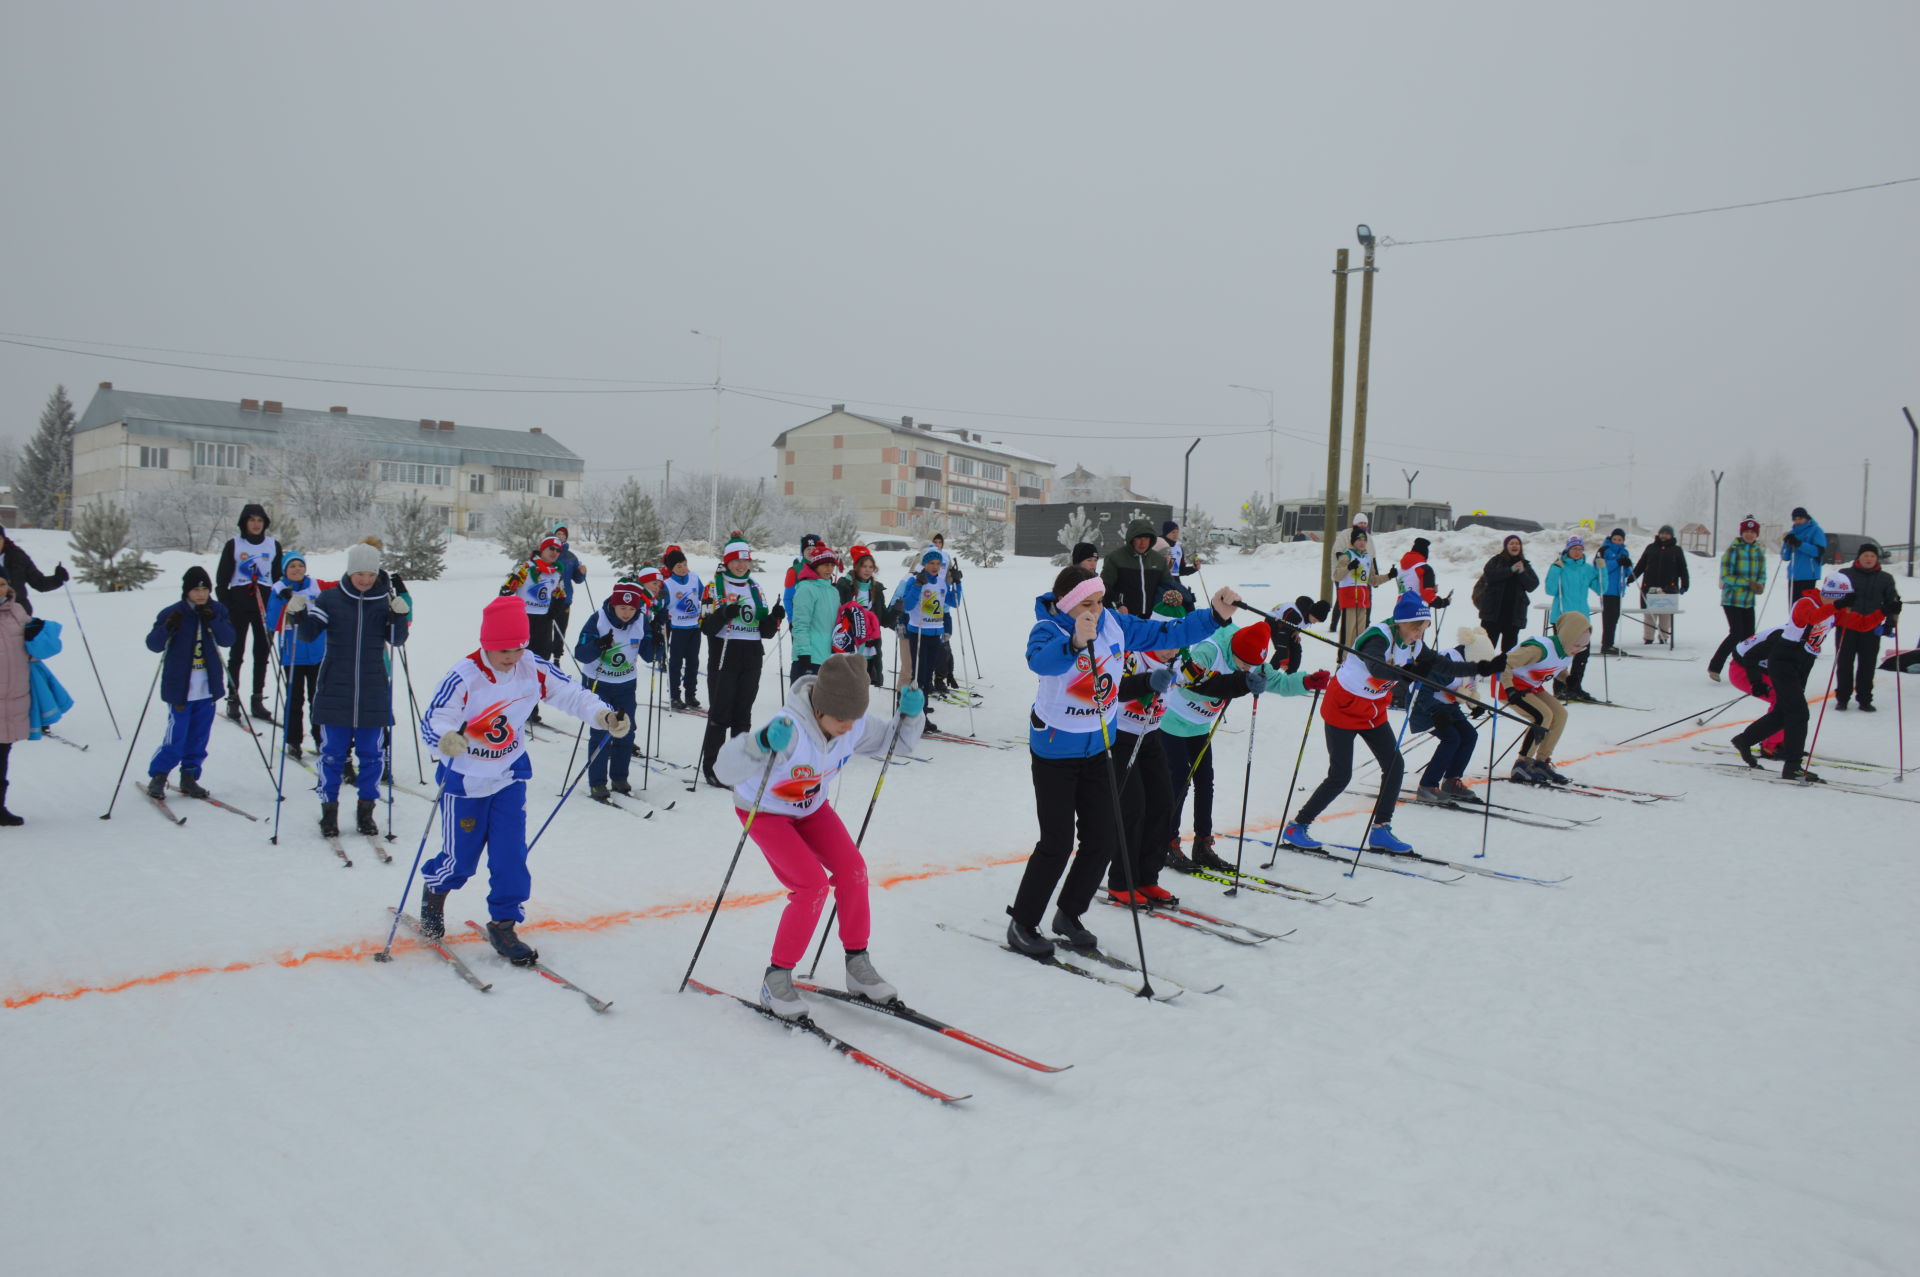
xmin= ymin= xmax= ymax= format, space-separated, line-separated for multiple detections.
xmin=822 ymin=497 xmax=860 ymax=549
xmin=262 ymin=424 xmax=377 ymax=545
xmin=127 ymin=479 xmax=237 ymax=553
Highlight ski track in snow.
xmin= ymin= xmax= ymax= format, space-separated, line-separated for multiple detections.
xmin=4 ymin=527 xmax=1916 ymax=1275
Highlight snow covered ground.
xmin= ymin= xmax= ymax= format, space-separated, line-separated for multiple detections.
xmin=4 ymin=525 xmax=1917 ymax=1276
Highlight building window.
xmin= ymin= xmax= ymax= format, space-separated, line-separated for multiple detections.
xmin=378 ymin=461 xmax=453 ymax=487
xmin=916 ymin=449 xmax=940 ymax=469
xmin=547 ymin=479 xmax=566 ymax=499
xmin=949 ymin=486 xmax=974 ymax=508
xmin=973 ymin=490 xmax=1008 ymax=513
xmin=1020 ymin=471 xmax=1044 ymax=489
xmin=137 ymin=446 xmax=169 ymax=469
xmin=784 ymin=480 xmax=795 ymax=496
xmin=467 ymin=511 xmax=486 ymax=534
xmin=785 ymin=450 xmax=796 ymax=466
xmin=193 ymin=440 xmax=243 ymax=470
xmin=918 ymin=479 xmax=941 ymax=499
xmin=468 ymin=472 xmax=487 ymax=494
xmin=832 ymin=464 xmax=843 ymax=480
xmin=980 ymin=462 xmax=1006 ymax=483
xmin=496 ymin=468 xmax=534 ymax=493
xmin=951 ymin=456 xmax=1008 ymax=483
xmin=833 ymin=435 xmax=843 ymax=449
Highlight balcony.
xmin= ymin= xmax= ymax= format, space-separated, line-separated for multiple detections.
xmin=914 ymin=465 xmax=943 ymax=481
xmin=1019 ymin=485 xmax=1045 ymax=500
xmin=912 ymin=496 xmax=942 ymax=510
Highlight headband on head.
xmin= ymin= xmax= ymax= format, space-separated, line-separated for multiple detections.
xmin=1057 ymin=578 xmax=1106 ymax=614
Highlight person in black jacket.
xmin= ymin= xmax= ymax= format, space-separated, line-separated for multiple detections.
xmin=0 ymin=526 xmax=69 ymax=617
xmin=213 ymin=502 xmax=283 ymax=722
xmin=1101 ymin=519 xmax=1181 ymax=617
xmin=1626 ymin=524 xmax=1691 ymax=645
xmin=1834 ymin=544 xmax=1902 ymax=710
xmin=143 ymin=566 xmax=236 ymax=801
xmin=1474 ymin=535 xmax=1538 ymax=653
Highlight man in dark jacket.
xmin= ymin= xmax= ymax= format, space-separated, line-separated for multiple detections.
xmin=143 ymin=566 xmax=236 ymax=801
xmin=1474 ymin=535 xmax=1538 ymax=653
xmin=287 ymin=541 xmax=410 ymax=838
xmin=1834 ymin=544 xmax=1902 ymax=711
xmin=0 ymin=526 xmax=69 ymax=617
xmin=213 ymin=502 xmax=283 ymax=722
xmin=1627 ymin=524 xmax=1691 ymax=645
xmin=1101 ymin=519 xmax=1180 ymax=617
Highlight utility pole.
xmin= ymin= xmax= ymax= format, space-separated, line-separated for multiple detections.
xmin=1402 ymin=468 xmax=1420 ymax=500
xmin=1904 ymin=407 xmax=1917 ymax=577
xmin=1321 ymin=249 xmax=1351 ymax=598
xmin=1710 ymin=470 xmax=1725 ymax=551
xmin=1344 ymin=226 xmax=1379 ymax=541
xmin=692 ymin=330 xmax=724 ymax=544
xmin=1861 ymin=457 xmax=1870 ymax=537
xmin=1182 ymin=438 xmax=1200 ymax=526
xmin=1228 ymin=385 xmax=1277 ymax=513
xmin=662 ymin=458 xmax=672 ymax=509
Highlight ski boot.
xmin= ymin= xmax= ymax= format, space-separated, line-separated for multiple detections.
xmin=670 ymin=697 xmax=686 ymax=712
xmin=1833 ymin=700 xmax=1849 ymax=712
xmin=760 ymin=964 xmax=806 ymax=1019
xmin=610 ymin=778 xmax=633 ymax=795
xmin=250 ymin=696 xmax=274 ymax=723
xmin=1004 ymin=914 xmax=1055 ymax=959
xmin=1163 ymin=838 xmax=1198 ymax=874
xmin=178 ymin=774 xmax=210 ymax=800
xmin=146 ymin=773 xmax=168 ymax=801
xmin=1782 ymin=760 xmax=1826 ymax=785
xmin=288 ymin=742 xmax=304 ymax=761
xmin=1191 ymin=836 xmax=1237 ymax=874
xmin=1366 ymin=824 xmax=1415 ymax=855
xmin=0 ymin=783 xmax=21 ymax=826
xmin=1050 ymin=908 xmax=1098 ymax=950
xmin=1707 ymin=667 xmax=1723 ymax=683
xmin=1859 ymin=700 xmax=1877 ymax=713
xmin=1415 ymin=784 xmax=1448 ymax=805
xmin=590 ymin=784 xmax=612 ymax=801
xmin=1280 ymin=821 xmax=1321 ymax=851
xmin=418 ymin=890 xmax=448 ymax=940
xmin=1509 ymin=757 xmax=1543 ymax=784
xmin=844 ymin=950 xmax=898 ymax=1005
xmin=1138 ymin=884 xmax=1180 ymax=907
xmin=1108 ymin=888 xmax=1154 ymax=906
xmin=1729 ymin=737 xmax=1761 ymax=769
xmin=702 ymin=767 xmax=726 ymax=790
xmin=1442 ymin=778 xmax=1481 ymax=803
xmin=486 ymin=920 xmax=539 ymax=967
xmin=527 ymin=707 xmax=545 ymax=727
xmin=355 ymin=800 xmax=379 ymax=836
xmin=225 ymin=695 xmax=243 ymax=722
xmin=318 ymin=802 xmax=340 ymax=838
xmin=1536 ymin=758 xmax=1572 ymax=786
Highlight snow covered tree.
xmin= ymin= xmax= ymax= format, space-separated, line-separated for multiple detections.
xmin=382 ymin=492 xmax=448 ymax=580
xmin=126 ymin=479 xmax=233 ymax=552
xmin=0 ymin=436 xmax=20 ymax=490
xmin=262 ymin=424 xmax=377 ymax=546
xmin=1238 ymin=491 xmax=1281 ymax=553
xmin=726 ymin=480 xmax=774 ymax=549
xmin=272 ymin=511 xmax=304 ymax=556
xmin=1052 ymin=505 xmax=1098 ymax=565
xmin=67 ymin=501 xmax=159 ymax=591
xmin=953 ymin=513 xmax=1005 ymax=568
xmin=495 ymin=496 xmax=549 ymax=562
xmin=16 ymin=386 xmax=76 ymax=528
xmin=822 ymin=498 xmax=860 ymax=549
xmin=602 ymin=478 xmax=665 ymax=578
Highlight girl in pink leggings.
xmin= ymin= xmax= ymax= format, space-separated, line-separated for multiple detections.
xmin=712 ymin=653 xmax=926 ymax=1019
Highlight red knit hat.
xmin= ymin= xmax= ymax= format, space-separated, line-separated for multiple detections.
xmin=480 ymin=596 xmax=530 ymax=650
xmin=1229 ymin=624 xmax=1271 ymax=667
xmin=538 ymin=537 xmax=565 ymax=557
xmin=635 ymin=565 xmax=663 ymax=588
xmin=806 ymin=543 xmax=839 ymax=569
xmin=609 ymin=580 xmax=645 ymax=610
xmin=848 ymin=544 xmax=873 ymax=568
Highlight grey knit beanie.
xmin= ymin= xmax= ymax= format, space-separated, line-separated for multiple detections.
xmin=812 ymin=654 xmax=871 ymax=721
xmin=345 ymin=542 xmax=382 ymax=576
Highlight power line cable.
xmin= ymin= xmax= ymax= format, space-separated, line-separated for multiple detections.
xmin=1382 ymin=175 xmax=1920 ymax=249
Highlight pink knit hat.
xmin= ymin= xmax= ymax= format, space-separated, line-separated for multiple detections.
xmin=481 ymin=596 xmax=530 ymax=650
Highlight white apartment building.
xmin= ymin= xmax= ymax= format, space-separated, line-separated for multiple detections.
xmin=74 ymin=384 xmax=583 ymax=536
xmin=772 ymin=406 xmax=1056 ymax=533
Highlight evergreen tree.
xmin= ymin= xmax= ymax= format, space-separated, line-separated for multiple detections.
xmin=822 ymin=498 xmax=860 ymax=549
xmin=1052 ymin=505 xmax=1098 ymax=565
xmin=954 ymin=513 xmax=1005 ymax=568
xmin=68 ymin=501 xmax=160 ymax=591
xmin=273 ymin=511 xmax=304 ymax=558
xmin=382 ymin=492 xmax=449 ymax=580
xmin=602 ymin=478 xmax=665 ymax=578
xmin=17 ymin=386 xmax=76 ymax=528
xmin=1238 ymin=491 xmax=1281 ymax=552
xmin=495 ymin=496 xmax=549 ymax=562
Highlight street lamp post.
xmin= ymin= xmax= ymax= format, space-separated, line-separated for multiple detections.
xmin=1228 ymin=384 xmax=1277 ymax=513
xmin=1345 ymin=225 xmax=1379 ymax=537
xmin=1402 ymin=468 xmax=1420 ymax=500
xmin=691 ymin=329 xmax=724 ymax=544
xmin=1597 ymin=424 xmax=1636 ymax=532
xmin=1711 ymin=469 xmax=1725 ymax=551
xmin=1321 ymin=249 xmax=1351 ymax=599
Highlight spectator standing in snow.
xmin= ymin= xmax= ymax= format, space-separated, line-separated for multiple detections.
xmin=1708 ymin=517 xmax=1767 ymax=683
xmin=1833 ymin=544 xmax=1902 ymax=712
xmin=1474 ymin=535 xmax=1538 ymax=654
xmin=1544 ymin=535 xmax=1599 ymax=701
xmin=1627 ymin=524 xmax=1690 ymax=644
xmin=1780 ymin=507 xmax=1827 ymax=599
xmin=1595 ymin=528 xmax=1633 ymax=655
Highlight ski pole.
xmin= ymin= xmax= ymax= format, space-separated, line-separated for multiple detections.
xmin=1892 ymin=620 xmax=1907 ymax=781
xmin=384 ymin=725 xmax=396 ymax=841
xmin=1226 ymin=690 xmax=1261 ymax=896
xmin=1803 ymin=651 xmax=1842 ymax=776
xmin=1092 ymin=647 xmax=1156 ymax=999
xmin=62 ymin=580 xmax=121 ymax=739
xmin=528 ymin=732 xmax=615 ymax=854
xmin=270 ymin=689 xmax=292 ymax=845
xmin=1234 ymin=602 xmax=1532 ymax=730
xmin=373 ymin=776 xmax=452 ymax=962
xmin=679 ymin=747 xmax=779 ymax=992
xmin=1345 ymin=706 xmax=1413 ymax=878
xmin=1261 ymin=687 xmax=1320 ymax=870
xmin=1477 ymin=694 xmax=1498 ymax=859
xmin=1613 ymin=694 xmax=1747 ymax=747
xmin=398 ymin=645 xmax=426 ymax=785
xmin=100 ymin=653 xmax=165 ymax=820
xmin=804 ymin=641 xmax=905 ymax=979
xmin=960 ymin=592 xmax=984 ymax=683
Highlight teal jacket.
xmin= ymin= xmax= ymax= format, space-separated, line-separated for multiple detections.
xmin=1161 ymin=629 xmax=1318 ymax=739
xmin=790 ymin=573 xmax=841 ymax=665
xmin=1543 ymin=554 xmax=1599 ymax=623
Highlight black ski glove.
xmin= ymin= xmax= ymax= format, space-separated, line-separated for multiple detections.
xmin=51 ymin=563 xmax=70 ymax=587
xmin=597 ymin=632 xmax=616 ymax=652
xmin=195 ymin=604 xmax=216 ymax=623
xmin=165 ymin=610 xmax=184 ymax=632
xmin=1475 ymin=658 xmax=1505 ymax=676
xmin=24 ymin=617 xmax=44 ymax=641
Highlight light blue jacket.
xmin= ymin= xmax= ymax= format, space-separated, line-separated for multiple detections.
xmin=1543 ymin=554 xmax=1599 ymax=623
xmin=1781 ymin=518 xmax=1827 ymax=580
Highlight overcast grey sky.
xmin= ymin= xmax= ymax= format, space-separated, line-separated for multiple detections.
xmin=3 ymin=0 xmax=1915 ymax=536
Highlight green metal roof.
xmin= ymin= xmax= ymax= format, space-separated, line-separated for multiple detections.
xmin=77 ymin=388 xmax=584 ymax=473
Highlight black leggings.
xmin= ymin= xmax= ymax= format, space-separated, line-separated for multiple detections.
xmin=1111 ymin=730 xmax=1172 ymax=890
xmin=1709 ymin=604 xmax=1756 ymax=674
xmin=226 ymin=606 xmax=270 ymax=701
xmin=1600 ymin=595 xmax=1623 ymax=650
xmin=1161 ymin=729 xmax=1217 ymax=840
xmin=1013 ymin=752 xmax=1120 ymax=927
xmin=1294 ymin=721 xmax=1403 ymax=826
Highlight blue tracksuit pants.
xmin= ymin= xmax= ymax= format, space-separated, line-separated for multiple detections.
xmin=422 ymin=783 xmax=531 ymax=922
xmin=1419 ymin=703 xmax=1479 ymax=787
xmin=149 ymin=697 xmax=215 ymax=780
xmin=319 ymin=725 xmax=385 ymax=802
xmin=587 ymin=680 xmax=638 ymax=786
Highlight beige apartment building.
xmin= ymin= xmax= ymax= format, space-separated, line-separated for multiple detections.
xmin=772 ymin=406 xmax=1056 ymax=534
xmin=73 ymin=384 xmax=583 ymax=537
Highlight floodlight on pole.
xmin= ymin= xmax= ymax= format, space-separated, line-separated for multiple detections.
xmin=1228 ymin=384 xmax=1277 ymax=516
